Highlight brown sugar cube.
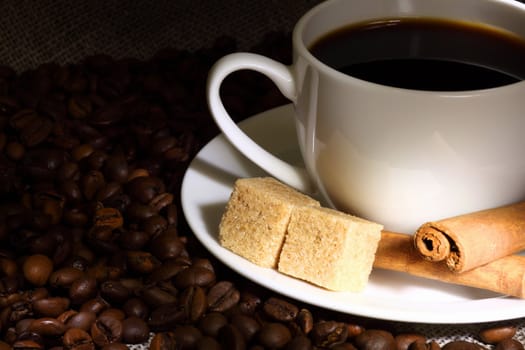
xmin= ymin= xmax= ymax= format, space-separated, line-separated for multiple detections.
xmin=278 ymin=206 xmax=383 ymax=292
xmin=219 ymin=177 xmax=320 ymax=268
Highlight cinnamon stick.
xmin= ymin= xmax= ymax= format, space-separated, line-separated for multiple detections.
xmin=413 ymin=201 xmax=525 ymax=272
xmin=374 ymin=231 xmax=525 ymax=299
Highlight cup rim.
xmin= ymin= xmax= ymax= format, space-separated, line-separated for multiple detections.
xmin=292 ymin=0 xmax=525 ymax=95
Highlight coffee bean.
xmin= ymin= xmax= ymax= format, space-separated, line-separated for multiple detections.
xmin=148 ymin=303 xmax=186 ymax=331
xmin=90 ymin=314 xmax=123 ymax=347
xmin=198 ymin=312 xmax=228 ymax=337
xmin=258 ymin=322 xmax=292 ymax=349
xmin=196 ymin=335 xmax=222 ymax=350
xmin=93 ymin=208 xmax=123 ymax=230
xmin=49 ymin=267 xmax=85 ymax=288
xmin=123 ymin=299 xmax=149 ymax=321
xmin=179 ymin=286 xmax=207 ymax=322
xmin=311 ymin=320 xmax=348 ymax=348
xmin=495 ymin=339 xmax=524 ymax=350
xmin=121 ymin=316 xmax=150 ymax=344
xmin=12 ymin=339 xmax=43 ymax=350
xmin=219 ymin=324 xmax=246 ymax=350
xmin=69 ymin=276 xmax=98 ymax=305
xmin=263 ymin=297 xmax=299 ymax=322
xmin=479 ymin=326 xmax=517 ymax=344
xmin=354 ymin=329 xmax=396 ymax=350
xmin=172 ymin=325 xmax=202 ymax=349
xmin=396 ymin=333 xmax=428 ymax=350
xmin=100 ymin=280 xmax=130 ymax=305
xmin=173 ymin=265 xmax=216 ymax=289
xmin=99 ymin=308 xmax=126 ymax=321
xmin=28 ymin=317 xmax=67 ymax=337
xmin=22 ymin=254 xmax=53 ymax=287
xmin=32 ymin=297 xmax=70 ymax=318
xmin=207 ymin=281 xmax=240 ymax=313
xmin=149 ymin=331 xmax=178 ymax=350
xmin=64 ymin=311 xmax=97 ymax=331
xmin=63 ymin=327 xmax=95 ymax=350
xmin=287 ymin=335 xmax=314 ymax=350
xmin=230 ymin=313 xmax=260 ymax=342
xmin=100 ymin=343 xmax=129 ymax=350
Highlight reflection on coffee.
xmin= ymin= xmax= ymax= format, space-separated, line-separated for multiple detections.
xmin=309 ymin=18 xmax=525 ymax=91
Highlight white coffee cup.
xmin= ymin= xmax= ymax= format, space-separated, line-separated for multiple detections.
xmin=207 ymin=0 xmax=525 ymax=233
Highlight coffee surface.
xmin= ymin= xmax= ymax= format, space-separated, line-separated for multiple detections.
xmin=309 ymin=18 xmax=525 ymax=91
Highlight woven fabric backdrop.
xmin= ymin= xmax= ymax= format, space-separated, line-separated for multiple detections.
xmin=0 ymin=0 xmax=523 ymax=348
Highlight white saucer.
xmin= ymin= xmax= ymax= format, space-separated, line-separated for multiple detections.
xmin=180 ymin=104 xmax=525 ymax=324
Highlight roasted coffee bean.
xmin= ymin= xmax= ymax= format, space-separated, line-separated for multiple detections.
xmin=396 ymin=333 xmax=428 ymax=350
xmin=198 ymin=312 xmax=228 ymax=337
xmin=63 ymin=327 xmax=95 ymax=350
xmin=171 ymin=325 xmax=202 ymax=349
xmin=49 ymin=267 xmax=85 ymax=288
xmin=122 ymin=297 xmax=149 ymax=320
xmin=207 ymin=281 xmax=240 ymax=313
xmin=100 ymin=280 xmax=130 ymax=305
xmin=442 ymin=341 xmax=485 ymax=350
xmin=68 ymin=95 xmax=93 ymax=119
xmin=27 ymin=317 xmax=67 ymax=337
xmin=311 ymin=320 xmax=348 ymax=348
xmin=12 ymin=339 xmax=43 ymax=350
xmin=126 ymin=251 xmax=160 ymax=274
xmin=148 ymin=192 xmax=174 ymax=212
xmin=103 ymin=152 xmax=129 ymax=183
xmin=22 ymin=254 xmax=54 ymax=287
xmin=148 ymin=303 xmax=186 ymax=331
xmin=263 ymin=297 xmax=299 ymax=322
xmin=101 ymin=343 xmax=129 ymax=350
xmin=173 ymin=265 xmax=216 ymax=289
xmin=287 ymin=335 xmax=314 ymax=350
xmin=196 ymin=336 xmax=222 ymax=350
xmin=121 ymin=316 xmax=150 ymax=344
xmin=495 ymin=339 xmax=524 ymax=350
xmin=32 ymin=297 xmax=70 ymax=317
xmin=238 ymin=291 xmax=262 ymax=315
xmin=142 ymin=214 xmax=167 ymax=237
xmin=138 ymin=285 xmax=177 ymax=308
xmin=79 ymin=297 xmax=110 ymax=315
xmin=93 ymin=208 xmax=123 ymax=230
xmin=479 ymin=326 xmax=517 ymax=344
xmin=64 ymin=311 xmax=97 ymax=332
xmin=126 ymin=176 xmax=165 ymax=204
xmin=258 ymin=322 xmax=293 ymax=349
xmin=354 ymin=329 xmax=396 ymax=350
xmin=230 ymin=313 xmax=261 ymax=342
xmin=99 ymin=308 xmax=126 ymax=321
xmin=91 ymin=314 xmax=123 ymax=347
xmin=218 ymin=324 xmax=246 ymax=350
xmin=69 ymin=276 xmax=98 ymax=305
xmin=149 ymin=331 xmax=178 ymax=350
xmin=179 ymin=286 xmax=207 ymax=322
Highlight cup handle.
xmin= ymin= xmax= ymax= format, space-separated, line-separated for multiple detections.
xmin=207 ymin=52 xmax=313 ymax=193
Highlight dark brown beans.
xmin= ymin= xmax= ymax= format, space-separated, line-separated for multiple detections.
xmin=311 ymin=320 xmax=348 ymax=348
xmin=354 ymin=329 xmax=396 ymax=350
xmin=479 ymin=326 xmax=517 ymax=344
xmin=32 ymin=297 xmax=70 ymax=318
xmin=258 ymin=322 xmax=292 ymax=349
xmin=495 ymin=339 xmax=524 ymax=350
xmin=396 ymin=333 xmax=428 ymax=350
xmin=263 ymin=297 xmax=299 ymax=322
xmin=63 ymin=327 xmax=95 ymax=350
xmin=22 ymin=254 xmax=53 ymax=287
xmin=121 ymin=316 xmax=150 ymax=344
xmin=207 ymin=281 xmax=240 ymax=313
xmin=91 ymin=314 xmax=123 ymax=347
xmin=198 ymin=312 xmax=228 ymax=337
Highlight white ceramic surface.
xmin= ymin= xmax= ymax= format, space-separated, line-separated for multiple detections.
xmin=181 ymin=104 xmax=525 ymax=324
xmin=207 ymin=0 xmax=525 ymax=233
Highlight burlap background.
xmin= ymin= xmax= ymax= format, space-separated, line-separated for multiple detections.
xmin=0 ymin=0 xmax=523 ymax=348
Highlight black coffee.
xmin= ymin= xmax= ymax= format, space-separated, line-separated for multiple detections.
xmin=309 ymin=18 xmax=525 ymax=91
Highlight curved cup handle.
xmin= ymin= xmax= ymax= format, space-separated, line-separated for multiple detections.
xmin=207 ymin=52 xmax=313 ymax=194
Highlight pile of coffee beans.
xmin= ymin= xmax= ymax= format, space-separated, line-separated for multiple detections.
xmin=0 ymin=32 xmax=522 ymax=350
